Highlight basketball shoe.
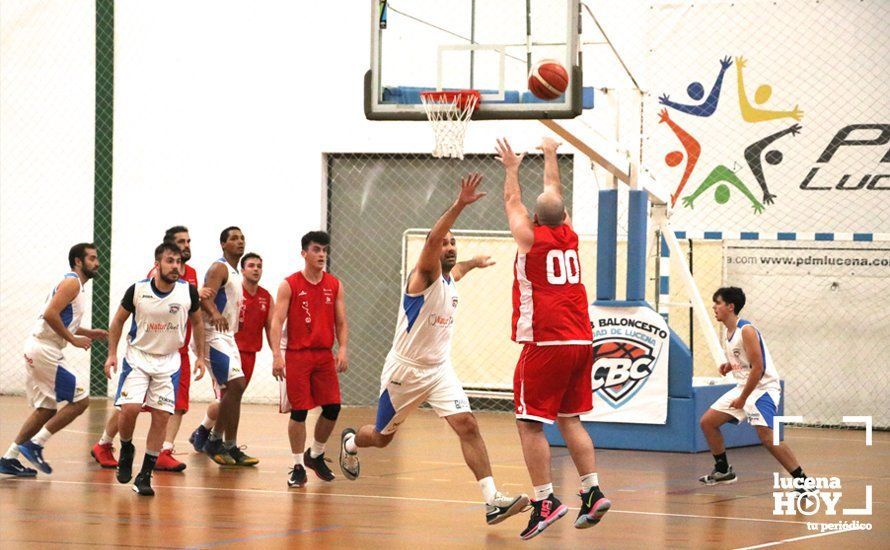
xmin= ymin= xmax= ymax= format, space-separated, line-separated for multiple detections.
xmin=574 ymin=487 xmax=611 ymax=528
xmin=204 ymin=439 xmax=235 ymax=466
xmin=18 ymin=441 xmax=51 ymax=474
xmin=338 ymin=428 xmax=359 ymax=480
xmin=91 ymin=442 xmax=118 ymax=468
xmin=288 ymin=465 xmax=307 ymax=488
xmin=303 ymin=449 xmax=335 ymax=481
xmin=485 ymin=491 xmax=530 ymax=525
xmin=133 ymin=471 xmax=154 ymax=496
xmin=189 ymin=425 xmax=210 ymax=453
xmin=699 ymin=465 xmax=737 ymax=485
xmin=154 ymin=448 xmax=186 ymax=471
xmin=0 ymin=457 xmax=37 ymax=477
xmin=519 ymin=494 xmax=568 ymax=540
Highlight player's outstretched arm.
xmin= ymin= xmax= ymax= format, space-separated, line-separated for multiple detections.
xmin=409 ymin=173 xmax=486 ymax=293
xmin=104 ymin=304 xmax=131 ymax=379
xmin=537 ymin=136 xmax=573 ymax=227
xmin=496 ymin=138 xmax=534 ymax=252
xmin=200 ymin=263 xmax=229 ymax=332
xmin=270 ymin=280 xmax=291 ymax=380
xmin=44 ymin=277 xmax=91 ymax=349
xmin=334 ymin=283 xmax=349 ymax=373
xmin=451 ymin=255 xmax=496 ymax=282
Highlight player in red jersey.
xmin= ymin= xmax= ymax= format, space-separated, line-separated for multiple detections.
xmin=188 ymin=253 xmax=274 ymax=449
xmin=91 ymin=226 xmax=200 ymax=472
xmin=270 ymin=231 xmax=349 ymax=488
xmin=496 ymin=137 xmax=610 ymax=540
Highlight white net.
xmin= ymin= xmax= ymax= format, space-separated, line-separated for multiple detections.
xmin=420 ymin=91 xmax=479 ymax=159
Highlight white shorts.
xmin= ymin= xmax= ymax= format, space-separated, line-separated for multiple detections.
xmin=374 ymin=352 xmax=471 ymax=435
xmin=205 ymin=332 xmax=244 ymax=389
xmin=23 ymin=337 xmax=89 ymax=409
xmin=710 ymin=386 xmax=781 ymax=428
xmin=115 ymin=349 xmax=181 ymax=413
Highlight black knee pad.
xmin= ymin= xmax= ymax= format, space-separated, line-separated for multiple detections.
xmin=290 ymin=410 xmax=308 ymax=422
xmin=320 ymin=403 xmax=341 ymax=421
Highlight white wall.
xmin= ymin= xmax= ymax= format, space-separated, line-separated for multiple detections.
xmin=0 ymin=1 xmax=96 ymax=394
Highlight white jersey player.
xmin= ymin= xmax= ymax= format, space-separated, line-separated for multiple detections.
xmin=105 ymin=242 xmax=205 ymax=496
xmin=339 ymin=173 xmax=530 ymax=526
xmin=199 ymin=226 xmax=257 ymax=467
xmin=699 ymin=286 xmax=810 ymax=489
xmin=1 ymin=243 xmax=107 ymax=477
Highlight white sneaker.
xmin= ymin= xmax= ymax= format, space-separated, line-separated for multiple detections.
xmin=485 ymin=491 xmax=530 ymax=525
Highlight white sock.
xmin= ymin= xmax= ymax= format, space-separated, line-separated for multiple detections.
xmin=4 ymin=443 xmax=20 ymax=460
xmin=344 ymin=433 xmax=358 ymax=454
xmin=31 ymin=427 xmax=52 ymax=447
xmin=533 ymin=483 xmax=553 ymax=501
xmin=201 ymin=414 xmax=215 ymax=430
xmin=99 ymin=430 xmax=114 ymax=445
xmin=580 ymin=472 xmax=599 ymax=492
xmin=162 ymin=441 xmax=174 ymax=451
xmin=479 ymin=476 xmax=498 ymax=505
xmin=293 ymin=453 xmax=304 ymax=466
xmin=309 ymin=439 xmax=326 ymax=458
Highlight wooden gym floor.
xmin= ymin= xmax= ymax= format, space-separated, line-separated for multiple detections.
xmin=0 ymin=397 xmax=886 ymax=549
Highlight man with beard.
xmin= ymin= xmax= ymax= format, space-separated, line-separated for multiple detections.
xmin=201 ymin=226 xmax=256 ymax=466
xmin=92 ymin=226 xmax=200 ymax=472
xmin=105 ymin=242 xmax=205 ymax=495
xmin=338 ymin=175 xmax=529 ymax=526
xmin=1 ymin=243 xmax=107 ymax=477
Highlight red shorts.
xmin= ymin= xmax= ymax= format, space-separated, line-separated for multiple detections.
xmin=283 ymin=349 xmax=340 ymax=411
xmin=514 ymin=344 xmax=593 ymax=423
xmin=174 ymin=350 xmax=190 ymax=412
xmin=239 ymin=351 xmax=256 ymax=385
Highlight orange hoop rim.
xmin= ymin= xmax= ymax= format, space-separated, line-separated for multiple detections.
xmin=419 ymin=90 xmax=481 ymax=110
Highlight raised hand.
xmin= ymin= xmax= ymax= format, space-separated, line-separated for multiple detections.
xmin=762 ymin=192 xmax=777 ymax=205
xmin=682 ymin=195 xmax=695 ymax=209
xmin=658 ymin=93 xmax=671 ymax=105
xmin=720 ymin=56 xmax=733 ymax=70
xmin=472 ymin=255 xmax=496 ymax=269
xmin=789 ymin=123 xmax=802 ymax=135
xmin=536 ymin=137 xmax=562 ymax=153
xmin=790 ymin=106 xmax=804 ymax=121
xmin=457 ymin=173 xmax=486 ymax=206
xmin=658 ymin=108 xmax=670 ymax=123
xmin=735 ymin=56 xmax=747 ymax=69
xmin=495 ymin=138 xmax=526 ymax=171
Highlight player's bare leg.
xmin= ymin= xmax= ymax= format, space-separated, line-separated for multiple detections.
xmin=516 ymin=419 xmax=568 ymax=539
xmin=698 ymin=409 xmax=738 ymax=485
xmin=556 ymin=416 xmax=611 ymax=529
xmin=755 ymin=426 xmax=803 ymax=474
xmin=447 ymin=412 xmax=530 ymax=525
xmin=17 ymin=399 xmax=88 ymax=474
xmin=12 ymin=408 xmax=56 ymax=445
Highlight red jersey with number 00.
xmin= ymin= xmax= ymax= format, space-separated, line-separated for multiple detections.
xmin=235 ymin=285 xmax=271 ymax=353
xmin=512 ymin=224 xmax=592 ymax=344
xmin=285 ymin=271 xmax=339 ymax=351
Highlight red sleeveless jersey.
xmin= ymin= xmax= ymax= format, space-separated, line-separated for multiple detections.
xmin=512 ymin=224 xmax=592 ymax=344
xmin=235 ymin=285 xmax=271 ymax=353
xmin=285 ymin=271 xmax=339 ymax=351
xmin=146 ymin=263 xmax=198 ymax=350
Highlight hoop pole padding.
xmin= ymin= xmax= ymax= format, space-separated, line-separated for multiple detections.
xmin=660 ymin=223 xmax=724 ymax=367
xmin=626 ymin=189 xmax=647 ymax=301
xmin=658 ymin=233 xmax=671 ymax=323
xmin=596 ymin=189 xmax=618 ymax=301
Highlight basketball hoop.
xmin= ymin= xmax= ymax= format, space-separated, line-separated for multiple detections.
xmin=420 ymin=90 xmax=480 ymax=160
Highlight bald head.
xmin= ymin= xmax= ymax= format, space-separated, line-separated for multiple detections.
xmin=535 ymin=192 xmax=566 ymax=227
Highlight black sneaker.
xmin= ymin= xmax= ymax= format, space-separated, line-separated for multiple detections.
xmin=699 ymin=465 xmax=737 ymax=485
xmin=204 ymin=439 xmax=235 ymax=466
xmin=519 ymin=494 xmax=568 ymax=540
xmin=132 ymin=471 xmax=154 ymax=496
xmin=485 ymin=491 xmax=530 ymax=525
xmin=228 ymin=446 xmax=259 ymax=467
xmin=338 ymin=429 xmax=360 ymax=481
xmin=0 ymin=457 xmax=37 ymax=477
xmin=287 ymin=465 xmax=307 ymax=488
xmin=117 ymin=442 xmax=135 ymax=484
xmin=188 ymin=425 xmax=211 ymax=453
xmin=574 ymin=487 xmax=611 ymax=529
xmin=304 ymin=449 xmax=335 ymax=481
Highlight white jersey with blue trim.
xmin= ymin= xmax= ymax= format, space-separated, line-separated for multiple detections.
xmin=206 ymin=258 xmax=242 ymax=336
xmin=31 ymin=272 xmax=85 ymax=349
xmin=390 ymin=274 xmax=458 ymax=367
xmin=126 ymin=279 xmax=194 ymax=362
xmin=724 ymin=319 xmax=780 ymax=392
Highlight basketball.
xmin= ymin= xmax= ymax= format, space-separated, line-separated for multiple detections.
xmin=528 ymin=59 xmax=569 ymax=100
